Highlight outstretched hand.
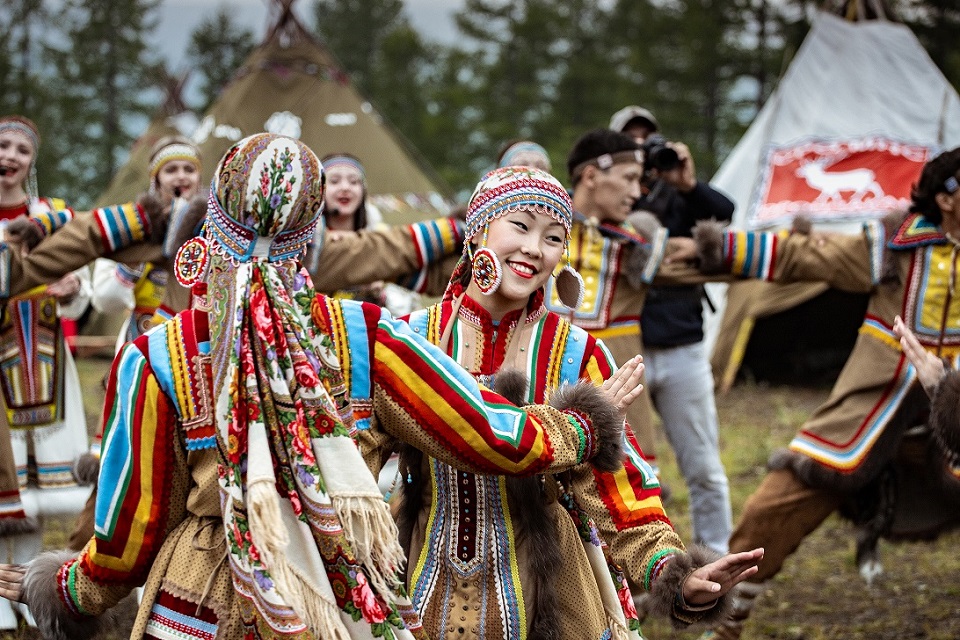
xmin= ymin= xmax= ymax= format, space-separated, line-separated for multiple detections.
xmin=893 ymin=315 xmax=945 ymax=396
xmin=0 ymin=563 xmax=26 ymax=603
xmin=600 ymin=355 xmax=644 ymax=419
xmin=681 ymin=548 xmax=764 ymax=606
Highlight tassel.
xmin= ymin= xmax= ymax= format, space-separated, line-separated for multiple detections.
xmin=332 ymin=495 xmax=406 ymax=597
xmin=606 ymin=614 xmax=631 ymax=640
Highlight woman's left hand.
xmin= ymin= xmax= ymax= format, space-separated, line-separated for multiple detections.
xmin=680 ymin=548 xmax=764 ymax=606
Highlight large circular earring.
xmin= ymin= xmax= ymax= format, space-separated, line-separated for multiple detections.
xmin=555 ymin=245 xmax=584 ymax=309
xmin=471 ymin=224 xmax=502 ymax=295
xmin=174 ymin=235 xmax=210 ymax=288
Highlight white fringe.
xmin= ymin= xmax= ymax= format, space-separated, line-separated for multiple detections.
xmin=247 ymin=479 xmax=351 ymax=640
xmin=332 ymin=495 xmax=406 ymax=597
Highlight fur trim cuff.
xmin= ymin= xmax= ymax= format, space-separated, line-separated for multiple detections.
xmin=72 ymin=453 xmax=99 ymax=486
xmin=4 ymin=217 xmax=45 ymax=250
xmin=167 ymin=192 xmax=209 ymax=257
xmin=624 ymin=211 xmax=660 ymax=288
xmin=647 ymin=545 xmax=733 ymax=628
xmin=0 ymin=515 xmax=39 ymax=537
xmin=549 ymin=382 xmax=623 ymax=472
xmin=23 ymin=551 xmax=102 ymax=640
xmin=693 ymin=219 xmax=727 ymax=274
xmin=931 ymin=370 xmax=960 ymax=467
xmin=791 ymin=215 xmax=812 ymax=235
xmin=135 ymin=192 xmax=165 ymax=243
xmin=493 ymin=368 xmax=529 ymax=407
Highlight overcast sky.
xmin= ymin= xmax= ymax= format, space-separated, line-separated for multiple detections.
xmin=153 ymin=0 xmax=464 ymax=70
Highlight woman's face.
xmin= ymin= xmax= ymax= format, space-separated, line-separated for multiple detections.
xmin=324 ymin=164 xmax=364 ymax=218
xmin=469 ymin=208 xmax=566 ymax=312
xmin=0 ymin=130 xmax=36 ymax=192
xmin=155 ymin=159 xmax=200 ymax=201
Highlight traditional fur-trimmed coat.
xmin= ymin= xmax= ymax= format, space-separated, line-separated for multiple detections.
xmin=386 ymin=285 xmax=729 ymax=639
xmin=696 ymin=213 xmax=960 ymax=542
xmin=27 ymin=297 xmax=626 ymax=640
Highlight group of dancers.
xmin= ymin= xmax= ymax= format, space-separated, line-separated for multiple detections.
xmin=0 ymin=110 xmax=955 ymax=640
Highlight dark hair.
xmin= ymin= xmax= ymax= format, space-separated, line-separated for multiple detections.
xmin=566 ymin=128 xmax=642 ymax=185
xmin=320 ymin=152 xmax=368 ymax=231
xmin=910 ymin=147 xmax=960 ymax=225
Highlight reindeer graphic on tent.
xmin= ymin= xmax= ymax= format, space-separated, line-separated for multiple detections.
xmin=795 ymin=156 xmax=885 ymax=203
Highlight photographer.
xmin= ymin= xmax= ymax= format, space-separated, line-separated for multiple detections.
xmin=610 ymin=105 xmax=734 ymax=554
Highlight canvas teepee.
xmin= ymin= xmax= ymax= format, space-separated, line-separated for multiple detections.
xmin=705 ymin=0 xmax=960 ymax=391
xmin=188 ymin=0 xmax=450 ymax=223
xmin=96 ymin=70 xmax=198 ymax=207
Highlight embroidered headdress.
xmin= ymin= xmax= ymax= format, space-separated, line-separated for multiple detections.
xmin=199 ymin=133 xmax=406 ymax=638
xmin=0 ymin=115 xmax=41 ymax=201
xmin=459 ymin=165 xmax=584 ymax=309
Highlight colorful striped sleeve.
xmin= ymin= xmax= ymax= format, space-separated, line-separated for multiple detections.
xmin=361 ymin=303 xmax=601 ymax=476
xmin=57 ymin=335 xmax=190 ymax=616
xmin=723 ymin=227 xmax=879 ymax=292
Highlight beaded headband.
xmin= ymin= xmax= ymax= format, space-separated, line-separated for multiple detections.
xmin=499 ymin=141 xmax=551 ymax=170
xmin=569 ymin=149 xmax=644 ymax=182
xmin=465 ymin=166 xmax=573 ymax=242
xmin=149 ymin=143 xmax=201 ymax=178
xmin=206 ymin=187 xmax=319 ymax=264
xmin=0 ymin=119 xmax=40 ymax=153
xmin=322 ymin=155 xmax=366 ymax=185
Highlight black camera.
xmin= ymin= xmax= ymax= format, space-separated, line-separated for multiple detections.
xmin=640 ymin=134 xmax=682 ymax=172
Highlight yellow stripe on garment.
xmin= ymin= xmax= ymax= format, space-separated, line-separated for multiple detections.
xmin=376 ymin=345 xmax=548 ymax=474
xmin=92 ymin=375 xmax=161 ymax=571
xmin=590 ymin=324 xmax=640 ymax=341
xmin=614 ymin=467 xmax=663 ymax=512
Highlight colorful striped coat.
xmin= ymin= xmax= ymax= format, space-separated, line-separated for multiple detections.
xmin=384 ymin=285 xmax=689 ymax=639
xmin=54 ymin=297 xmax=612 ymax=640
xmin=715 ymin=214 xmax=960 ymax=489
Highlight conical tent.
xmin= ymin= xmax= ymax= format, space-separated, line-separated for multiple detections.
xmin=705 ymin=4 xmax=960 ymax=391
xmin=187 ymin=2 xmax=451 ymax=223
xmin=96 ymin=72 xmax=198 ymax=207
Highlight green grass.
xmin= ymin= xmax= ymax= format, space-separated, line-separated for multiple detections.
xmin=9 ymin=359 xmax=959 ymax=639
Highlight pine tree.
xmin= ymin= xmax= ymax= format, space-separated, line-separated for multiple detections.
xmin=187 ymin=6 xmax=256 ymax=112
xmin=311 ymin=0 xmax=406 ymax=96
xmin=44 ymin=0 xmax=161 ymax=205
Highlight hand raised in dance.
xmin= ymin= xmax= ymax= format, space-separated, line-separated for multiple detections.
xmin=893 ymin=315 xmax=945 ymax=396
xmin=600 ymin=354 xmax=645 ymax=419
xmin=681 ymin=547 xmax=764 ymax=606
xmin=0 ymin=564 xmax=26 ymax=603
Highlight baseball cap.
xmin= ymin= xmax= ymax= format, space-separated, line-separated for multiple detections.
xmin=609 ymin=106 xmax=659 ymax=134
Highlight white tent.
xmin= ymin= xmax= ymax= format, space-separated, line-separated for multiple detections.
xmin=705 ymin=7 xmax=960 ymax=391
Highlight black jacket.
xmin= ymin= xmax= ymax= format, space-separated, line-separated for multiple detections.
xmin=636 ymin=180 xmax=734 ymax=347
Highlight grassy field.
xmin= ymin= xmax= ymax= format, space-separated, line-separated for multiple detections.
xmin=7 ymin=356 xmax=958 ymax=639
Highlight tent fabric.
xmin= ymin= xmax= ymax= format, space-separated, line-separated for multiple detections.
xmin=99 ymin=16 xmax=450 ymax=224
xmin=705 ymin=10 xmax=960 ymax=384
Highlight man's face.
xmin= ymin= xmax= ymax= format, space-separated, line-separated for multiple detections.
xmin=623 ymin=121 xmax=654 ymax=144
xmin=588 ymin=161 xmax=643 ymax=224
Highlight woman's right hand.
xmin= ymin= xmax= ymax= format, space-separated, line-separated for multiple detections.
xmin=600 ymin=355 xmax=645 ymax=419
xmin=893 ymin=315 xmax=945 ymax=397
xmin=0 ymin=564 xmax=26 ymax=603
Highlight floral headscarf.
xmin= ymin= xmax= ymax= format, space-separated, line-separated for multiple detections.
xmin=204 ymin=133 xmax=408 ymax=639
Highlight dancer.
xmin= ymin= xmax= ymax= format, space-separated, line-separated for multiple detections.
xmin=0 ymin=115 xmax=92 ymax=628
xmin=694 ymin=147 xmax=960 ymax=639
xmin=310 ymin=153 xmax=422 ymax=316
xmin=0 ymin=133 xmax=637 ymax=640
xmin=91 ymin=136 xmax=203 ymax=348
xmin=391 ymin=165 xmax=762 ymax=638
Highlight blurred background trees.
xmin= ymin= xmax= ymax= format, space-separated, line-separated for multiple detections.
xmin=2 ymin=0 xmax=957 ymax=204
